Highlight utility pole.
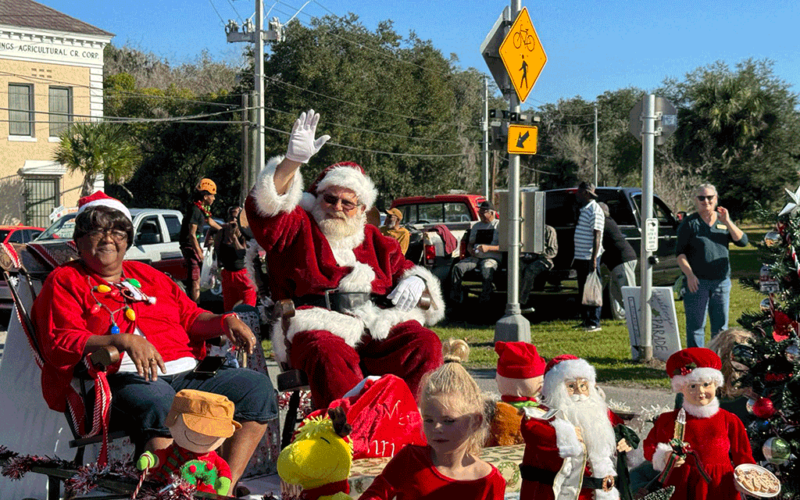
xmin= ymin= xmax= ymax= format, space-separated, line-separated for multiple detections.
xmin=593 ymin=103 xmax=598 ymax=186
xmin=482 ymin=76 xmax=490 ymax=200
xmin=640 ymin=94 xmax=656 ymax=361
xmin=225 ymin=3 xmax=284 ymax=180
xmin=241 ymin=93 xmax=250 ymax=205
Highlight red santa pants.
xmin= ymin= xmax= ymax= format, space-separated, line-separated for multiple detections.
xmin=221 ymin=268 xmax=257 ymax=311
xmin=290 ymin=320 xmax=443 ymax=409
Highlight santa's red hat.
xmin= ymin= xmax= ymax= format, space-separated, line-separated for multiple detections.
xmin=666 ymin=347 xmax=723 ymax=392
xmin=495 ymin=341 xmax=545 ymax=379
xmin=77 ymin=191 xmax=131 ymax=221
xmin=302 ymin=161 xmax=378 ymax=211
xmin=542 ymin=354 xmax=596 ymax=398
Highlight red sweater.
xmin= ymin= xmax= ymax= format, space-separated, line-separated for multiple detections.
xmin=32 ymin=260 xmax=207 ymax=412
xmin=359 ymin=445 xmax=506 ymax=500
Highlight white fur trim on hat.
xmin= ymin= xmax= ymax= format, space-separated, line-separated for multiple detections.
xmin=670 ymin=367 xmax=724 ymax=392
xmin=251 ymin=156 xmax=304 ymax=216
xmin=78 ymin=197 xmax=132 ymax=221
xmin=543 ymin=358 xmax=596 ymax=401
xmin=314 ymin=165 xmax=378 ymax=211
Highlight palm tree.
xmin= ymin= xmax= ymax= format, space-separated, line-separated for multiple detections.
xmin=54 ymin=121 xmax=141 ymax=197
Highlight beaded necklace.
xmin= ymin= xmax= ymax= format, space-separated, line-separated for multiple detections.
xmin=194 ymin=201 xmax=212 ymax=218
xmin=86 ymin=269 xmax=156 ymax=335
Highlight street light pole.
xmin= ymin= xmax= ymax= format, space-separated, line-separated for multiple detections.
xmin=254 ymin=0 xmax=265 ymax=176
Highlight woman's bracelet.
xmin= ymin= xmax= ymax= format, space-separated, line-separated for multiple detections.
xmin=220 ymin=313 xmax=240 ymax=335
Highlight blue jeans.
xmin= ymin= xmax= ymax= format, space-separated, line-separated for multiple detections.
xmin=683 ymin=277 xmax=731 ymax=348
xmin=89 ymin=366 xmax=277 ymax=446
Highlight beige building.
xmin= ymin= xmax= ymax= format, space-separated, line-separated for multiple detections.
xmin=0 ymin=0 xmax=112 ymax=227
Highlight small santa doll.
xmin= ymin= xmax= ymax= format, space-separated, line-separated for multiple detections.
xmin=643 ymin=348 xmax=755 ymax=500
xmin=486 ymin=341 xmax=546 ymax=447
xmin=519 ymin=354 xmax=635 ymax=500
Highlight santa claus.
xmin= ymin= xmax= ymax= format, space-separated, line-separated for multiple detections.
xmin=244 ymin=110 xmax=445 ymax=409
xmin=520 ymin=355 xmax=633 ymax=500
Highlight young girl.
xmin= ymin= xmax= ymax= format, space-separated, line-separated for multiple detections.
xmin=643 ymin=347 xmax=755 ymax=500
xmin=359 ymin=339 xmax=506 ymax=499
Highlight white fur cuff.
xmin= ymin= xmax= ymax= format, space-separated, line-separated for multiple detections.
xmin=251 ymin=156 xmax=304 ymax=216
xmin=401 ymin=266 xmax=445 ymax=325
xmin=652 ymin=442 xmax=672 ymax=472
xmin=551 ymin=418 xmax=583 ymax=458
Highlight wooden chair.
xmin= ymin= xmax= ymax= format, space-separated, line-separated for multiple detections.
xmin=268 ymin=299 xmax=312 ymax=449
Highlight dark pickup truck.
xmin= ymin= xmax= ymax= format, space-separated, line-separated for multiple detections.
xmin=446 ymin=187 xmax=683 ymax=318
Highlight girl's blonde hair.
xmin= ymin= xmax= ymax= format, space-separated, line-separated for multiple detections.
xmin=707 ymin=327 xmax=755 ymax=398
xmin=418 ymin=338 xmax=489 ymax=455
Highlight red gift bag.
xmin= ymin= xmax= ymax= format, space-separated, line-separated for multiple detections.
xmin=307 ymin=374 xmax=427 ymax=459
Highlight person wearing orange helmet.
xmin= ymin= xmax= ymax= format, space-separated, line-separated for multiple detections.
xmin=180 ymin=178 xmax=222 ymax=302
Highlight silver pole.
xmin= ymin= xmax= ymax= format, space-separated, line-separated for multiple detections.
xmin=483 ymin=76 xmax=490 ymax=200
xmin=494 ymin=0 xmax=530 ymax=343
xmin=640 ymin=94 xmax=655 ymax=361
xmin=241 ymin=93 xmax=250 ymax=205
xmin=255 ymin=0 xmax=266 ymax=175
xmin=593 ymin=103 xmax=598 ymax=185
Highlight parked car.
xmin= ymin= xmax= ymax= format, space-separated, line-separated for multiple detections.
xmin=390 ymin=194 xmax=489 ymax=282
xmin=0 ymin=225 xmax=44 ymax=245
xmin=440 ymin=187 xmax=683 ymax=317
xmin=0 ymin=209 xmax=222 ymax=313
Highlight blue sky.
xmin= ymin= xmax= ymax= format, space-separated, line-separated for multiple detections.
xmin=45 ymin=0 xmax=800 ymax=109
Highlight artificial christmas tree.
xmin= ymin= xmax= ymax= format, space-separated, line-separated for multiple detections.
xmin=736 ymin=188 xmax=800 ymax=499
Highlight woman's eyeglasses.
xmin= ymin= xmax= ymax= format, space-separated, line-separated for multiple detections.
xmin=322 ymin=193 xmax=358 ymax=212
xmin=87 ymin=228 xmax=128 ymax=242
xmin=696 ymin=195 xmax=716 ymax=202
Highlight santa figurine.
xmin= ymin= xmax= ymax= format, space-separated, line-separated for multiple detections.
xmin=136 ymin=390 xmax=237 ymax=495
xmin=643 ymin=348 xmax=755 ymax=500
xmin=520 ymin=354 xmax=636 ymax=500
xmin=244 ymin=109 xmax=445 ymax=409
xmin=487 ymin=341 xmax=546 ymax=447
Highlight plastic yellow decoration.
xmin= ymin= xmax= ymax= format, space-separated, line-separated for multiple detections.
xmin=96 ymin=285 xmax=112 ymax=293
xmin=125 ymin=308 xmax=136 ymax=321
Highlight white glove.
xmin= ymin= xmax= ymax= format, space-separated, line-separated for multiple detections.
xmin=387 ymin=276 xmax=426 ymax=312
xmin=285 ymin=109 xmax=330 ymax=163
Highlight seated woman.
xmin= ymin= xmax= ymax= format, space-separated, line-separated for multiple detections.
xmin=31 ymin=192 xmax=277 ymax=488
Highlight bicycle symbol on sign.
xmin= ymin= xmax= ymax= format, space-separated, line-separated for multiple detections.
xmin=512 ymin=27 xmax=536 ymax=52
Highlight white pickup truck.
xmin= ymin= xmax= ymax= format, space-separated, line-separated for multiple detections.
xmin=0 ymin=209 xmax=196 ymax=312
xmin=389 ymin=194 xmax=489 ymax=283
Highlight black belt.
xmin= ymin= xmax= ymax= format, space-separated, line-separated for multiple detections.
xmin=519 ymin=465 xmax=617 ymax=490
xmin=294 ymin=292 xmax=391 ymax=313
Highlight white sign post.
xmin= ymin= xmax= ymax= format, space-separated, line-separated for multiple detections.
xmin=622 ymin=286 xmax=682 ymax=362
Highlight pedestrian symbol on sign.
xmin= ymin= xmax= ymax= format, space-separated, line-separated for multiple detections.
xmin=520 ymin=56 xmax=528 ymax=89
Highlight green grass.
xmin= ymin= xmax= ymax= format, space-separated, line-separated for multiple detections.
xmin=435 ymin=224 xmax=767 ymax=389
xmin=262 ymin=225 xmax=767 ymax=390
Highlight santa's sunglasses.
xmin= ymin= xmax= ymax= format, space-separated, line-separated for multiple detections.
xmin=322 ymin=193 xmax=358 ymax=212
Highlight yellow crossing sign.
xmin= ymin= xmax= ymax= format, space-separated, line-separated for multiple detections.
xmin=499 ymin=8 xmax=547 ymax=103
xmin=507 ymin=124 xmax=538 ymax=154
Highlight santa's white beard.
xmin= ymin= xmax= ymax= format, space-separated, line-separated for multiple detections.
xmin=546 ymin=387 xmax=617 ymax=477
xmin=311 ymin=202 xmax=366 ymax=241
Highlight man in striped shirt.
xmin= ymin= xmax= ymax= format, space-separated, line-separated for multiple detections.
xmin=573 ymin=182 xmax=605 ymax=332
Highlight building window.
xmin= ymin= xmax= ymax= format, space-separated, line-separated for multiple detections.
xmin=24 ymin=177 xmax=59 ymax=228
xmin=49 ymin=86 xmax=73 ymax=137
xmin=9 ymin=84 xmax=34 ymax=136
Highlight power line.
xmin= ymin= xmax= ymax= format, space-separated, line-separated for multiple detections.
xmin=260 ymin=123 xmax=478 ymax=158
xmin=226 ymin=0 xmax=245 ymax=23
xmin=207 ymin=0 xmax=228 ymax=26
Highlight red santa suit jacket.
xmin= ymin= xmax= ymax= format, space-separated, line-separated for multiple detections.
xmin=31 ymin=260 xmax=207 ymax=412
xmin=643 ymin=401 xmax=754 ymax=500
xmin=520 ymin=408 xmax=624 ymax=500
xmin=244 ymin=157 xmax=445 ymax=364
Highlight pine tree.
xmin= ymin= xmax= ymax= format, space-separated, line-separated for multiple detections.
xmin=736 ymin=189 xmax=800 ymax=500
